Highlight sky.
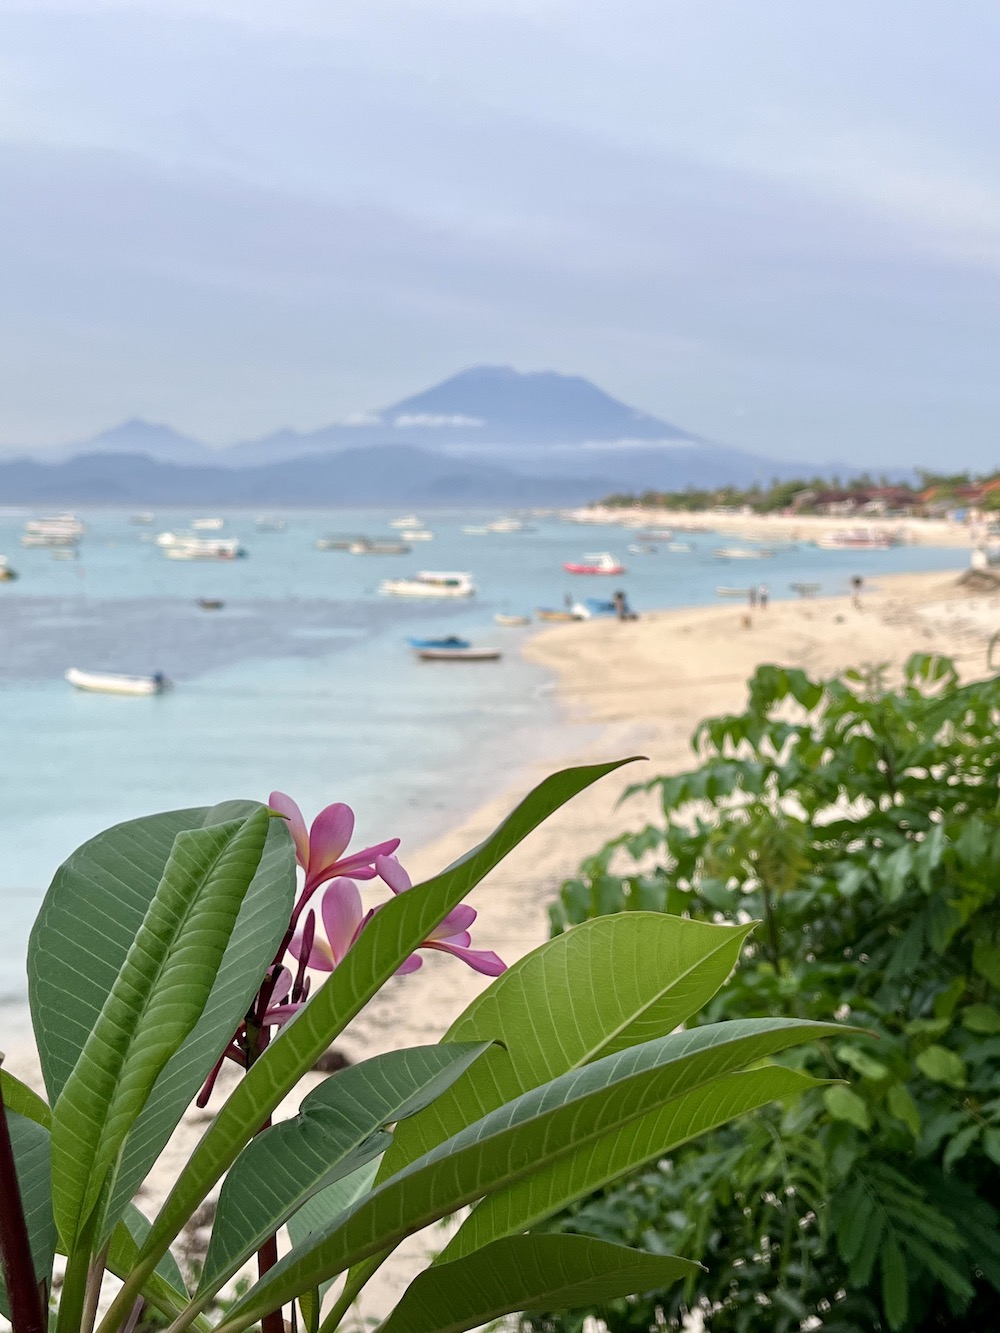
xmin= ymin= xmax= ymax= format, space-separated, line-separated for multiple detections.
xmin=1 ymin=0 xmax=998 ymax=468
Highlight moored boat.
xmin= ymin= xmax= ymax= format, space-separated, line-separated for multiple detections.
xmin=401 ymin=529 xmax=434 ymax=541
xmin=163 ymin=537 xmax=245 ymax=560
xmin=380 ymin=571 xmax=476 ymax=598
xmin=406 ymin=635 xmax=472 ymax=650
xmin=563 ymin=552 xmax=626 ymax=575
xmin=389 ymin=514 xmax=422 ymax=529
xmin=22 ymin=514 xmax=85 ymax=547
xmin=535 ymin=608 xmax=579 ymax=622
xmin=0 ymin=556 xmax=18 ymax=582
xmin=197 ymin=598 xmax=225 ymax=610
xmin=191 ymin=517 xmax=225 ymax=531
xmin=816 ymin=528 xmax=898 ymax=550
xmin=65 ymin=668 xmax=170 ymax=696
xmin=494 ymin=613 xmax=531 ymax=626
xmin=414 ymin=646 xmax=502 ymax=662
xmin=349 ymin=538 xmax=411 ymax=555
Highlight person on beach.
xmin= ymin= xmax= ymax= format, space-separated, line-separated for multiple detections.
xmin=851 ymin=575 xmax=864 ymax=610
xmin=759 ymin=584 xmax=769 ymax=609
xmin=748 ymin=586 xmax=757 ymax=610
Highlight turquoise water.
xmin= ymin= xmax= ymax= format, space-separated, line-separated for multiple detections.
xmin=0 ymin=507 xmax=967 ymax=998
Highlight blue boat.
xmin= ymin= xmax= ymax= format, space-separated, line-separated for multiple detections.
xmin=406 ymin=635 xmax=472 ymax=650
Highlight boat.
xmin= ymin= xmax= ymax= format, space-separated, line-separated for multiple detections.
xmin=197 ymin=598 xmax=225 ymax=610
xmin=535 ymin=608 xmax=579 ymax=622
xmin=816 ymin=528 xmax=897 ymax=550
xmin=414 ymin=646 xmax=502 ymax=662
xmin=461 ymin=525 xmax=491 ymax=536
xmin=191 ymin=517 xmax=225 ymax=531
xmin=21 ymin=514 xmax=85 ymax=547
xmin=571 ymin=597 xmax=618 ymax=620
xmin=130 ymin=512 xmax=156 ymax=525
xmin=255 ymin=515 xmax=286 ymax=533
xmin=65 ymin=668 xmax=170 ymax=696
xmin=163 ymin=536 xmax=245 ymax=560
xmin=790 ymin=582 xmax=821 ymax=597
xmin=401 ymin=529 xmax=434 ymax=542
xmin=494 ymin=613 xmax=531 ymax=626
xmin=348 ymin=539 xmax=411 ymax=555
xmin=562 ymin=552 xmax=626 ymax=575
xmin=627 ymin=543 xmax=657 ymax=555
xmin=315 ymin=534 xmax=365 ymax=551
xmin=487 ymin=517 xmax=533 ymax=533
xmin=389 ymin=514 xmax=422 ymax=529
xmin=0 ymin=556 xmax=18 ymax=582
xmin=667 ymin=542 xmax=693 ymax=552
xmin=379 ymin=571 xmax=476 ymax=598
xmin=715 ymin=586 xmax=753 ymax=598
xmin=406 ymin=635 xmax=472 ymax=650
xmin=713 ymin=546 xmax=772 ymax=560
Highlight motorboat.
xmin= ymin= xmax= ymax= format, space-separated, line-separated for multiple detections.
xmin=380 ymin=571 xmax=476 ymax=598
xmin=414 ymin=646 xmax=502 ymax=662
xmin=816 ymin=529 xmax=897 ymax=550
xmin=315 ymin=534 xmax=365 ymax=551
xmin=389 ymin=514 xmax=422 ymax=529
xmin=401 ymin=529 xmax=435 ymax=542
xmin=255 ymin=515 xmax=286 ymax=533
xmin=65 ymin=668 xmax=170 ymax=696
xmin=535 ymin=608 xmax=579 ymax=622
xmin=163 ymin=536 xmax=245 ymax=560
xmin=667 ymin=542 xmax=693 ymax=552
xmin=461 ymin=525 xmax=491 ymax=536
xmin=627 ymin=543 xmax=657 ymax=555
xmin=197 ymin=598 xmax=225 ymax=610
xmin=487 ymin=517 xmax=533 ymax=533
xmin=494 ymin=613 xmax=531 ymax=626
xmin=406 ymin=635 xmax=472 ymax=650
xmin=349 ymin=539 xmax=411 ymax=555
xmin=563 ymin=552 xmax=626 ymax=575
xmin=22 ymin=514 xmax=85 ymax=547
xmin=713 ymin=546 xmax=771 ymax=560
xmin=571 ymin=597 xmax=618 ymax=620
xmin=0 ymin=556 xmax=18 ymax=582
xmin=191 ymin=517 xmax=225 ymax=531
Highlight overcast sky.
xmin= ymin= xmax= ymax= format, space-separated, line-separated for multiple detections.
xmin=1 ymin=0 xmax=998 ymax=467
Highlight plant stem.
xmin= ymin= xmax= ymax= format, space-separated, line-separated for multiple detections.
xmin=0 ymin=1061 xmax=47 ymax=1333
xmin=243 ymin=1023 xmax=284 ymax=1333
xmin=81 ymin=1244 xmax=110 ymax=1333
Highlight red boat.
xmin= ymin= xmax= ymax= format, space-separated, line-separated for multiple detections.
xmin=563 ymin=551 xmax=627 ymax=575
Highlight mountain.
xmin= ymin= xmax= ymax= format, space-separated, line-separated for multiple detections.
xmin=0 ymin=368 xmax=831 ymax=500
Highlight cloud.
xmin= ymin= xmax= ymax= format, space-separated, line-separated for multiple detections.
xmin=393 ymin=413 xmax=485 ymax=429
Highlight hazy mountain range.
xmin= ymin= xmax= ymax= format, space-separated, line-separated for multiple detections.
xmin=0 ymin=367 xmax=830 ymax=504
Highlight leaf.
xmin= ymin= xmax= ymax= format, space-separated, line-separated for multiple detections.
xmin=199 ymin=1043 xmax=491 ymax=1293
xmin=289 ymin=1160 xmax=380 ymax=1333
xmin=823 ymin=1085 xmax=871 ymax=1131
xmin=0 ymin=1070 xmax=51 ymax=1128
xmin=963 ymin=1004 xmax=1000 ymax=1035
xmin=109 ymin=1204 xmax=188 ymax=1301
xmin=377 ymin=1235 xmax=699 ymax=1333
xmin=215 ymin=1019 xmax=841 ymax=1332
xmin=0 ymin=1110 xmax=56 ymax=1319
xmin=116 ymin=760 xmax=636 ymax=1317
xmin=49 ymin=808 xmax=270 ymax=1248
xmin=881 ymin=1236 xmax=908 ymax=1331
xmin=887 ymin=1083 xmax=921 ymax=1138
xmin=382 ymin=914 xmax=754 ymax=1182
xmin=915 ymin=1045 xmax=967 ymax=1088
xmin=29 ymin=802 xmax=296 ymax=1246
xmin=943 ymin=1123 xmax=979 ymax=1172
xmin=983 ymin=1128 xmax=1000 ymax=1166
xmin=973 ymin=940 xmax=1000 ymax=988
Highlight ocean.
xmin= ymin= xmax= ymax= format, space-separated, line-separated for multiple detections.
xmin=0 ymin=506 xmax=968 ymax=1000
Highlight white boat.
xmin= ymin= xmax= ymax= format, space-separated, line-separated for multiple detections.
xmin=130 ymin=512 xmax=156 ymax=525
xmin=348 ymin=538 xmax=410 ymax=555
xmin=380 ymin=571 xmax=476 ymax=598
xmin=462 ymin=525 xmax=491 ymax=536
xmin=389 ymin=514 xmax=422 ymax=529
xmin=415 ymin=646 xmax=502 ymax=662
xmin=163 ymin=536 xmax=245 ymax=561
xmin=494 ymin=613 xmax=530 ymax=626
xmin=713 ymin=546 xmax=772 ymax=559
xmin=191 ymin=517 xmax=225 ymax=531
xmin=667 ymin=542 xmax=693 ymax=552
xmin=816 ymin=528 xmax=897 ymax=550
xmin=21 ymin=514 xmax=85 ymax=547
xmin=401 ymin=529 xmax=435 ymax=541
xmin=65 ymin=668 xmax=170 ymax=696
xmin=486 ymin=517 xmax=532 ymax=533
xmin=255 ymin=515 xmax=286 ymax=533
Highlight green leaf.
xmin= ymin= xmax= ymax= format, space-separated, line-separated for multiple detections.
xmin=377 ymin=1235 xmax=699 ymax=1333
xmin=50 ymin=808 xmax=270 ymax=1248
xmin=290 ymin=1160 xmax=380 ymax=1333
xmin=0 ymin=1110 xmax=56 ymax=1318
xmin=0 ymin=1070 xmax=51 ymax=1128
xmin=383 ymin=914 xmax=754 ymax=1182
xmin=215 ymin=1019 xmax=841 ymax=1332
xmin=881 ymin=1236 xmax=908 ymax=1331
xmin=963 ymin=1004 xmax=1000 ymax=1035
xmin=943 ymin=1123 xmax=979 ymax=1171
xmin=915 ymin=1044 xmax=967 ymax=1088
xmin=823 ymin=1085 xmax=871 ymax=1131
xmin=836 ymin=1046 xmax=890 ymax=1082
xmin=199 ymin=1043 xmax=491 ymax=1293
xmin=110 ymin=1204 xmax=188 ymax=1301
xmin=973 ymin=939 xmax=1000 ymax=988
xmin=116 ymin=761 xmax=636 ymax=1319
xmin=887 ymin=1083 xmax=921 ymax=1138
xmin=983 ymin=1128 xmax=1000 ymax=1166
xmin=29 ymin=802 xmax=296 ymax=1245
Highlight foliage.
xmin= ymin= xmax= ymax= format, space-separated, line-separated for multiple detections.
xmin=531 ymin=654 xmax=1000 ymax=1332
xmin=0 ymin=762 xmax=845 ymax=1333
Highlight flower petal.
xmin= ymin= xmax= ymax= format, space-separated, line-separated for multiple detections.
xmin=321 ymin=878 xmax=365 ymax=966
xmin=306 ymin=803 xmax=356 ymax=884
xmin=332 ymin=840 xmax=401 ymax=883
xmin=432 ymin=904 xmax=477 ymax=937
xmin=268 ymin=791 xmax=309 ymax=868
xmin=375 ymin=853 xmax=411 ymax=894
xmin=262 ymin=1002 xmax=305 ymax=1028
xmin=288 ymin=928 xmax=334 ymax=972
xmin=395 ymin=953 xmax=424 ymax=975
xmin=424 ymin=940 xmax=507 ymax=975
xmin=268 ymin=966 xmax=293 ymax=1005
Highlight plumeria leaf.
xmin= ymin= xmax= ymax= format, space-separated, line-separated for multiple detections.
xmin=28 ymin=801 xmax=295 ymax=1246
xmin=198 ymin=1042 xmax=492 ymax=1296
xmin=290 ymin=1161 xmax=381 ymax=1333
xmin=50 ymin=808 xmax=271 ymax=1249
xmin=0 ymin=1109 xmax=55 ymax=1319
xmin=376 ymin=1235 xmax=699 ymax=1333
xmin=108 ymin=759 xmax=636 ymax=1323
xmin=0 ymin=1070 xmax=51 ymax=1128
xmin=214 ymin=1019 xmax=838 ymax=1332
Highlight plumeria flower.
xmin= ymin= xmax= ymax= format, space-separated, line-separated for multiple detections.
xmin=258 ymin=966 xmax=305 ymax=1029
xmin=376 ymin=854 xmax=506 ymax=976
xmin=269 ymin=791 xmax=400 ymax=893
xmin=288 ymin=878 xmax=368 ymax=972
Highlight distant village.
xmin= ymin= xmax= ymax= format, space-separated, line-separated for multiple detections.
xmin=600 ymin=470 xmax=1000 ymax=520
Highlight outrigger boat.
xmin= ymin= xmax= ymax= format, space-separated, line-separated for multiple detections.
xmin=494 ymin=613 xmax=531 ymax=626
xmin=563 ymin=552 xmax=626 ymax=575
xmin=65 ymin=668 xmax=170 ymax=696
xmin=380 ymin=571 xmax=476 ymax=598
xmin=414 ymin=645 xmax=502 ymax=662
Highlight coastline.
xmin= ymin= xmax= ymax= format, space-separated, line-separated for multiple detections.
xmin=3 ymin=560 xmax=996 ymax=1325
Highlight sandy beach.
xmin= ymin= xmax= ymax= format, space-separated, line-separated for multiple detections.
xmin=4 ymin=561 xmax=998 ymax=1326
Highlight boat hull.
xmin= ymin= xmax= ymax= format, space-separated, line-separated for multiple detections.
xmin=415 ymin=647 xmax=502 ymax=662
xmin=65 ymin=668 xmax=169 ymax=696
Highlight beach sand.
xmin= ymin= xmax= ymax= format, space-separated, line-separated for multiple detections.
xmin=3 ymin=564 xmax=997 ymax=1327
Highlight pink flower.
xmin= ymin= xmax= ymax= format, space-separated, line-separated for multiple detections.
xmin=376 ymin=855 xmax=506 ymax=976
xmin=288 ymin=878 xmax=368 ymax=972
xmin=269 ymin=791 xmax=400 ymax=893
xmin=258 ymin=966 xmax=305 ymax=1029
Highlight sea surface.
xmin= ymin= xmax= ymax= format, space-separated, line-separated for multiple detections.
xmin=0 ymin=506 xmax=968 ymax=999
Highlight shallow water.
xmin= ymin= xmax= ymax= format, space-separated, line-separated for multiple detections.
xmin=0 ymin=506 xmax=966 ymax=998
